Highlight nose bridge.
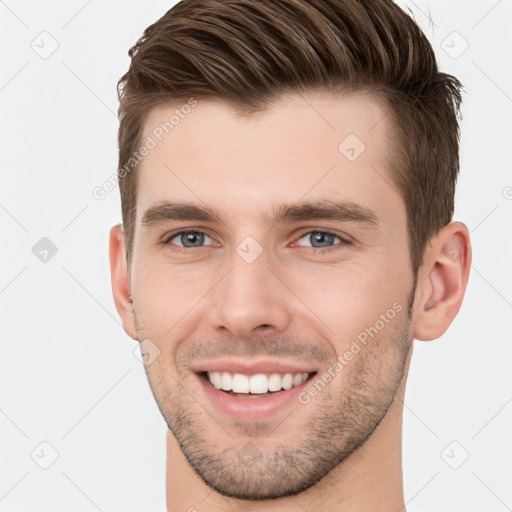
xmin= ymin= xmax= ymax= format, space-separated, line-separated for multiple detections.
xmin=209 ymin=239 xmax=291 ymax=337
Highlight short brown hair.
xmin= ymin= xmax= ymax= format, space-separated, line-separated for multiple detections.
xmin=117 ymin=0 xmax=462 ymax=275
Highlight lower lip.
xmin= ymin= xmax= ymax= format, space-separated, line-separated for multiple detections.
xmin=197 ymin=373 xmax=313 ymax=421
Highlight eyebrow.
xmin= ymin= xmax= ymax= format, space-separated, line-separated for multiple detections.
xmin=141 ymin=200 xmax=380 ymax=229
xmin=269 ymin=200 xmax=379 ymax=227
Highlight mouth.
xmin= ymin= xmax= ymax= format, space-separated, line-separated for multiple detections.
xmin=201 ymin=370 xmax=316 ymax=397
xmin=194 ymin=365 xmax=318 ymax=420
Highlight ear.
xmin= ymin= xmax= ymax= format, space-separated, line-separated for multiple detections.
xmin=109 ymin=224 xmax=137 ymax=340
xmin=413 ymin=222 xmax=472 ymax=341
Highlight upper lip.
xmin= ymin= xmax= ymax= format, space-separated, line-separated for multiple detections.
xmin=192 ymin=358 xmax=317 ymax=375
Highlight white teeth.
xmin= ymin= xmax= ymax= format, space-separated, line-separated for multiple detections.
xmin=293 ymin=373 xmax=303 ymax=387
xmin=209 ymin=371 xmax=222 ymax=389
xmin=207 ymin=371 xmax=310 ymax=394
xmin=232 ymin=373 xmax=249 ymax=393
xmin=221 ymin=371 xmax=232 ymax=391
xmin=281 ymin=373 xmax=292 ymax=390
xmin=249 ymin=374 xmax=268 ymax=394
xmin=268 ymin=373 xmax=282 ymax=392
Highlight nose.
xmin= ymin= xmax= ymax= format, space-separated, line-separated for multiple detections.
xmin=208 ymin=247 xmax=292 ymax=339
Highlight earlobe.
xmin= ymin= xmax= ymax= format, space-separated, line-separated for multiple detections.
xmin=109 ymin=224 xmax=137 ymax=340
xmin=414 ymin=222 xmax=472 ymax=341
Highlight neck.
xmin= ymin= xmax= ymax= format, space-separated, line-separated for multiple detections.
xmin=165 ymin=380 xmax=407 ymax=512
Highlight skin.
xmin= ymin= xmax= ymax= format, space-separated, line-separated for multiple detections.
xmin=110 ymin=91 xmax=471 ymax=511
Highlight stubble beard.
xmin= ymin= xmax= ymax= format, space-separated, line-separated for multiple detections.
xmin=137 ymin=297 xmax=415 ymax=500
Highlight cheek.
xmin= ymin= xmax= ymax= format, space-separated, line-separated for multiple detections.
xmin=281 ymin=255 xmax=410 ymax=347
xmin=131 ymin=262 xmax=212 ymax=343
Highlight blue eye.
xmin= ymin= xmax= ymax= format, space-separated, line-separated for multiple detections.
xmin=163 ymin=229 xmax=350 ymax=254
xmin=297 ymin=230 xmax=345 ymax=249
xmin=166 ymin=230 xmax=214 ymax=248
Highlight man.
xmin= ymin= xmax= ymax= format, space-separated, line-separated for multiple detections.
xmin=109 ymin=1 xmax=471 ymax=510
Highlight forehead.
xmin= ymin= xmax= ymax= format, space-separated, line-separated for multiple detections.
xmin=135 ymin=91 xmax=401 ymax=225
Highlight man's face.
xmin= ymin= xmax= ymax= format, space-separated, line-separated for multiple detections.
xmin=129 ymin=92 xmax=416 ymax=499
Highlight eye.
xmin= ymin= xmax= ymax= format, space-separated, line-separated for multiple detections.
xmin=296 ymin=230 xmax=348 ymax=249
xmin=165 ymin=230 xmax=214 ymax=248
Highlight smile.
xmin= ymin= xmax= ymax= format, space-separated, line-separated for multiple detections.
xmin=194 ymin=368 xmax=318 ymax=420
xmin=206 ymin=371 xmax=312 ymax=396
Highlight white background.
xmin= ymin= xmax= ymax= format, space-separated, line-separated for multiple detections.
xmin=1 ymin=1 xmax=511 ymax=510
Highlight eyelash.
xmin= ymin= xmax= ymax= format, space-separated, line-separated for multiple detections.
xmin=162 ymin=228 xmax=352 ymax=255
